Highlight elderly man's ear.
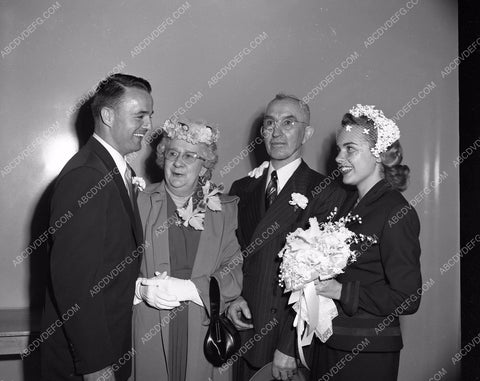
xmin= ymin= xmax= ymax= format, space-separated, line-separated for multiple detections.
xmin=302 ymin=125 xmax=314 ymax=144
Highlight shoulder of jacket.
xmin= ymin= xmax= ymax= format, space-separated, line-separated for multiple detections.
xmin=220 ymin=193 xmax=239 ymax=205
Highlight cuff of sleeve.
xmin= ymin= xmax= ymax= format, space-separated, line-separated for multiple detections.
xmin=277 ymin=321 xmax=296 ymax=357
xmin=276 ymin=342 xmax=296 ymax=359
xmin=339 ymin=281 xmax=360 ymax=316
xmin=191 ymin=275 xmax=211 ymax=313
xmin=186 ymin=280 xmax=204 ymax=306
xmin=133 ymin=278 xmax=143 ymax=305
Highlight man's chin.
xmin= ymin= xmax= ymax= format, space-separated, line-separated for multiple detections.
xmin=267 ymin=149 xmax=290 ymax=160
xmin=269 ymin=151 xmax=298 ymax=162
xmin=130 ymin=141 xmax=143 ymax=151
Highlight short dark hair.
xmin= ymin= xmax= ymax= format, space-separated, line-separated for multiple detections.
xmin=91 ymin=73 xmax=152 ymax=119
xmin=266 ymin=93 xmax=311 ymax=124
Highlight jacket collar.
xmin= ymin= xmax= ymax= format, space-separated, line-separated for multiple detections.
xmin=341 ymin=179 xmax=392 ymax=217
xmin=144 ymin=181 xmax=168 ymax=202
xmin=358 ymin=179 xmax=391 ymax=207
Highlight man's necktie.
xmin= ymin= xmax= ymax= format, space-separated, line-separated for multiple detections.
xmin=124 ymin=166 xmax=135 ymax=206
xmin=265 ymin=170 xmax=278 ymax=210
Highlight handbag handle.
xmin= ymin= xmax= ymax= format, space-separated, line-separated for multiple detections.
xmin=204 ymin=276 xmax=241 ymax=366
xmin=209 ymin=276 xmax=220 ymax=319
xmin=209 ymin=277 xmax=223 ymax=344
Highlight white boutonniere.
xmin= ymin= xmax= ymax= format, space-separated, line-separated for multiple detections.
xmin=248 ymin=161 xmax=269 ymax=178
xmin=289 ymin=192 xmax=308 ymax=210
xmin=132 ymin=176 xmax=146 ymax=191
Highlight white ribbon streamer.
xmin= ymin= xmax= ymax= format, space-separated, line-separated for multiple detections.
xmin=288 ymin=281 xmax=338 ymax=368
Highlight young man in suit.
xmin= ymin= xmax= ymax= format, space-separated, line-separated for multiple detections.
xmin=228 ymin=94 xmax=346 ymax=380
xmin=41 ymin=74 xmax=154 ymax=381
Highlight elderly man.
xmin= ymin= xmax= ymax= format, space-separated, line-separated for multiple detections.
xmin=41 ymin=74 xmax=153 ymax=381
xmin=228 ymin=94 xmax=346 ymax=380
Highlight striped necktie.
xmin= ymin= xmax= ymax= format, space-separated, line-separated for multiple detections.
xmin=265 ymin=170 xmax=278 ymax=210
xmin=124 ymin=166 xmax=135 ymax=206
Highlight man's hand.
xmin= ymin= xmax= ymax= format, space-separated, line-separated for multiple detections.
xmin=314 ymin=278 xmax=342 ymax=300
xmin=272 ymin=349 xmax=297 ymax=380
xmin=83 ymin=366 xmax=115 ymax=381
xmin=226 ymin=296 xmax=254 ymax=330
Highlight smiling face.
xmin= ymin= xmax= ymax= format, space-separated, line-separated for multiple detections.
xmin=102 ymin=87 xmax=154 ymax=156
xmin=263 ymin=98 xmax=313 ymax=169
xmin=336 ymin=125 xmax=383 ymax=198
xmin=163 ymin=139 xmax=206 ymax=197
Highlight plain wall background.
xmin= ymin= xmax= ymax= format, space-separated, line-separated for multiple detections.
xmin=0 ymin=0 xmax=459 ymax=379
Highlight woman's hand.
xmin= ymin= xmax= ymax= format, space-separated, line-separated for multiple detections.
xmin=314 ymin=278 xmax=342 ymax=300
xmin=161 ymin=276 xmax=203 ymax=305
xmin=137 ymin=272 xmax=181 ymax=310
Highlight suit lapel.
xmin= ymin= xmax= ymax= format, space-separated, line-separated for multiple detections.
xmin=240 ymin=173 xmax=268 ymax=245
xmin=88 ymin=137 xmax=143 ymax=246
xmin=190 ymin=208 xmax=215 ymax=279
xmin=146 ymin=183 xmax=170 ymax=275
xmin=251 ymin=173 xmax=268 ymax=220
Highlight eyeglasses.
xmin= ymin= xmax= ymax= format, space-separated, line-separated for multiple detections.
xmin=261 ymin=117 xmax=308 ymax=136
xmin=165 ymin=149 xmax=205 ymax=165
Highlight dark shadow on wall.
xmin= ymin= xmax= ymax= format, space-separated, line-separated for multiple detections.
xmin=322 ymin=132 xmax=339 ymax=176
xmin=144 ymin=130 xmax=165 ymax=184
xmin=322 ymin=131 xmax=352 ymax=186
xmin=248 ymin=112 xmax=269 ymax=168
xmin=74 ymin=97 xmax=95 ymax=148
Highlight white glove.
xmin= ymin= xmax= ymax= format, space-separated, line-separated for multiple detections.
xmin=135 ymin=271 xmax=181 ymax=310
xmin=133 ymin=277 xmax=145 ymax=305
xmin=162 ymin=276 xmax=203 ymax=306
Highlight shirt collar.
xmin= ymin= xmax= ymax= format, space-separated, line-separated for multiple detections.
xmin=93 ymin=133 xmax=128 ymax=182
xmin=266 ymin=158 xmax=302 ymax=193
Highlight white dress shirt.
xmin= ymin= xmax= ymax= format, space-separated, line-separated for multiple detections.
xmin=93 ymin=133 xmax=130 ymax=191
xmin=266 ymin=158 xmax=302 ymax=194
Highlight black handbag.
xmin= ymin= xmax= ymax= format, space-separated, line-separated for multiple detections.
xmin=203 ymin=276 xmax=241 ymax=367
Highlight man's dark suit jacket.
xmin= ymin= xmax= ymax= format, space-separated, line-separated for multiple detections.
xmin=230 ymin=160 xmax=346 ymax=368
xmin=41 ymin=137 xmax=143 ymax=381
xmin=329 ymin=179 xmax=422 ymax=352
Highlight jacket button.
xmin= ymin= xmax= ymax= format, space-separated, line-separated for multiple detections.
xmin=270 ymin=308 xmax=277 ymax=314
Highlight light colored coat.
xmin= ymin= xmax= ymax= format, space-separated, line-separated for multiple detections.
xmin=131 ymin=182 xmax=242 ymax=381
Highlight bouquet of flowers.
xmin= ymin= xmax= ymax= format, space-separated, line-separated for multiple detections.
xmin=278 ymin=208 xmax=376 ymax=366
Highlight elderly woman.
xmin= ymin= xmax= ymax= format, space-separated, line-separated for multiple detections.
xmin=131 ymin=119 xmax=242 ymax=380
